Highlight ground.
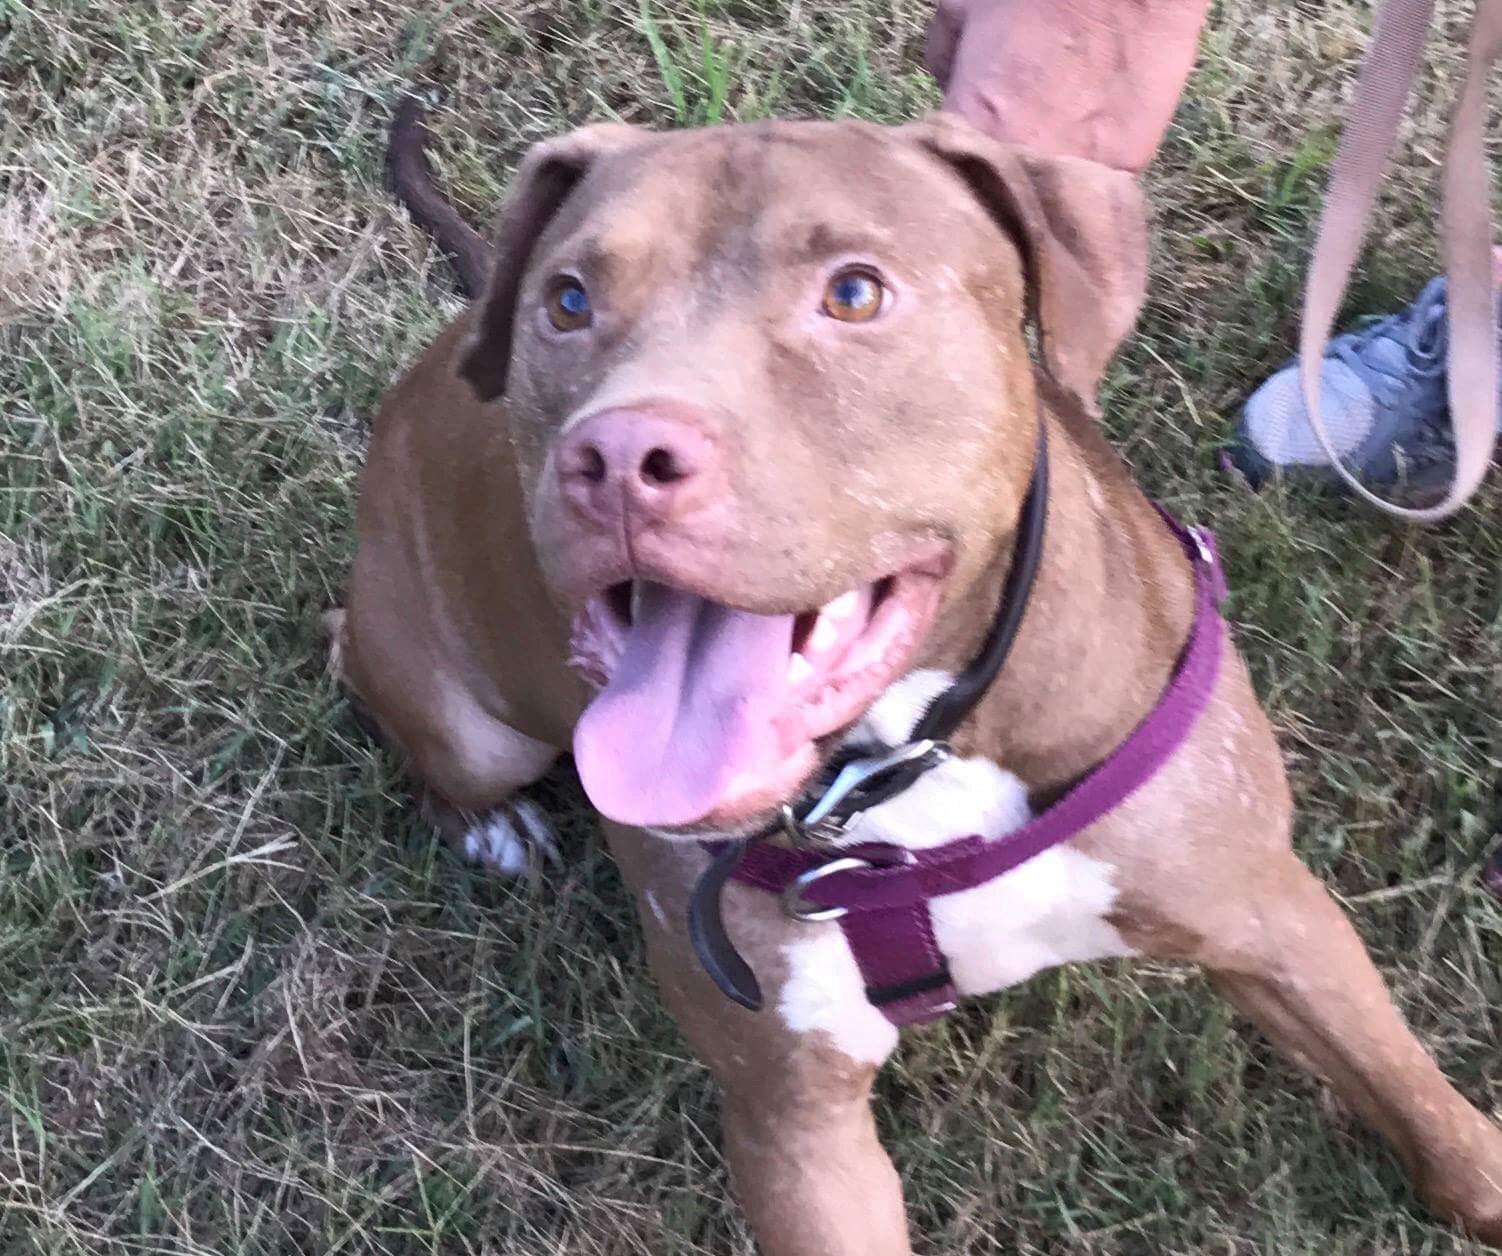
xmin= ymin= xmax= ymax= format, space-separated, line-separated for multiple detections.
xmin=2 ymin=0 xmax=1499 ymax=1252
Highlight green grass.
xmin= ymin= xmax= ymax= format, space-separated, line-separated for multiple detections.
xmin=2 ymin=0 xmax=1499 ymax=1251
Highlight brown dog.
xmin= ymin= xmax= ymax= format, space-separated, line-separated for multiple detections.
xmin=334 ymin=106 xmax=1502 ymax=1251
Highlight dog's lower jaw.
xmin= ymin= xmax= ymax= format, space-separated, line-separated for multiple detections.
xmin=633 ymin=663 xmax=960 ymax=843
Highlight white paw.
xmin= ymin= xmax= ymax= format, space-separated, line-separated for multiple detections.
xmin=321 ymin=608 xmax=347 ymax=679
xmin=459 ymin=800 xmax=560 ymax=875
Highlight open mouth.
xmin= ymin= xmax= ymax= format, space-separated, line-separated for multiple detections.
xmin=568 ymin=559 xmax=946 ymax=831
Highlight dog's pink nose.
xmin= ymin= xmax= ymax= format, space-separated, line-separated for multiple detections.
xmin=557 ymin=408 xmax=721 ymax=524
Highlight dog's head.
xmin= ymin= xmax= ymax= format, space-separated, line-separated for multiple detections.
xmin=458 ymin=114 xmax=1145 ymax=835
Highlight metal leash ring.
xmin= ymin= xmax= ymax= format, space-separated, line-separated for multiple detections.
xmin=779 ymin=857 xmax=873 ymax=922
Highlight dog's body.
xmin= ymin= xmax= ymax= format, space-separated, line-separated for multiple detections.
xmin=336 ymin=110 xmax=1502 ymax=1251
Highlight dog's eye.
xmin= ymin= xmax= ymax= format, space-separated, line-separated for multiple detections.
xmin=546 ymin=278 xmax=592 ymax=332
xmin=821 ymin=268 xmax=884 ymax=323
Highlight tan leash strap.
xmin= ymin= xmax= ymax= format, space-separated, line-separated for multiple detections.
xmin=1300 ymin=0 xmax=1500 ymax=521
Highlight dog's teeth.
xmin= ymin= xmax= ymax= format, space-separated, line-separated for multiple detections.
xmin=788 ymin=653 xmax=814 ymax=685
xmin=808 ymin=614 xmax=840 ymax=654
xmin=823 ymin=590 xmax=861 ymax=622
xmin=823 ymin=591 xmax=861 ymax=621
xmin=629 ymin=581 xmax=644 ymax=622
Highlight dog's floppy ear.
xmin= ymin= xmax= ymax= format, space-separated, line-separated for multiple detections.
xmin=459 ymin=124 xmax=644 ymax=402
xmin=902 ymin=113 xmax=1148 ymax=412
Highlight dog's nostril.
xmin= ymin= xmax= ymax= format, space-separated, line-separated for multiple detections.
xmin=640 ymin=446 xmax=687 ymax=486
xmin=577 ymin=445 xmax=608 ymax=484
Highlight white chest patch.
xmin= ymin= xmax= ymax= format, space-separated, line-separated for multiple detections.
xmin=776 ymin=671 xmax=1138 ymax=1063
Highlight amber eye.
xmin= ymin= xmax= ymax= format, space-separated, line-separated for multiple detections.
xmin=546 ymin=277 xmax=592 ymax=331
xmin=821 ymin=268 xmax=885 ymax=323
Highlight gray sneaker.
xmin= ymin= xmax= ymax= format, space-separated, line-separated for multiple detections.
xmin=1228 ymin=277 xmax=1499 ymax=497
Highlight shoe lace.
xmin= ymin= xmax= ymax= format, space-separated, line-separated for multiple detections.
xmin=1329 ymin=281 xmax=1450 ymax=408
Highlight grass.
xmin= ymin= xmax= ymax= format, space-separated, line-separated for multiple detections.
xmin=1 ymin=0 xmax=1499 ymax=1251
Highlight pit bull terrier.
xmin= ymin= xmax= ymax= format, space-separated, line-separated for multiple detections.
xmin=332 ymin=102 xmax=1502 ymax=1251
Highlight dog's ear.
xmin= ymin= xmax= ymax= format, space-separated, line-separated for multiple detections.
xmin=458 ymin=124 xmax=645 ymax=402
xmin=902 ymin=113 xmax=1148 ymax=412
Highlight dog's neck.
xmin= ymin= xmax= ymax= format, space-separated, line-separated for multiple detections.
xmin=935 ymin=396 xmax=1197 ymax=798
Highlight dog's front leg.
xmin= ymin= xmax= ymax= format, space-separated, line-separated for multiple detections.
xmin=1187 ymin=852 xmax=1502 ymax=1243
xmin=716 ymin=1051 xmax=908 ymax=1256
xmin=603 ymin=824 xmax=912 ymax=1256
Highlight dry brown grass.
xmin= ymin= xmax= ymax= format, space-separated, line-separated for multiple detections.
xmin=2 ymin=1 xmax=1499 ymax=1252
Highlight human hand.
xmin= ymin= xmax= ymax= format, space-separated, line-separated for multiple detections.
xmin=924 ymin=0 xmax=1212 ymax=174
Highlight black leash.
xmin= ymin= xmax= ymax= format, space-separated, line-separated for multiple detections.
xmin=687 ymin=425 xmax=1051 ymax=1010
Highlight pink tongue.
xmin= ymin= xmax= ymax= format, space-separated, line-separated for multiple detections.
xmin=573 ymin=584 xmax=795 ymax=827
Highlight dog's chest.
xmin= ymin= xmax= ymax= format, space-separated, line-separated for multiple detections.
xmin=776 ymin=674 xmax=1138 ymax=1062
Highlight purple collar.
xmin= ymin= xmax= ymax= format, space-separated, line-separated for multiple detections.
xmin=719 ymin=510 xmax=1229 ymax=1026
